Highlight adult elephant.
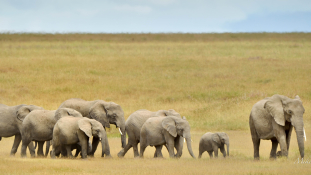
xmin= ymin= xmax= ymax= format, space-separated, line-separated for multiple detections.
xmin=117 ymin=109 xmax=182 ymax=158
xmin=140 ymin=116 xmax=196 ymax=158
xmin=20 ymin=108 xmax=83 ymax=157
xmin=59 ymin=98 xmax=125 ymax=156
xmin=249 ymin=94 xmax=305 ymax=160
xmin=0 ymin=104 xmax=43 ymax=156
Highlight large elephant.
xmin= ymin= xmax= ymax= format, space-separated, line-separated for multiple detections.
xmin=0 ymin=104 xmax=43 ymax=156
xmin=117 ymin=109 xmax=182 ymax=158
xmin=59 ymin=98 xmax=125 ymax=156
xmin=198 ymin=132 xmax=229 ymax=158
xmin=20 ymin=108 xmax=83 ymax=157
xmin=51 ymin=116 xmax=111 ymax=159
xmin=140 ymin=115 xmax=196 ymax=158
xmin=249 ymin=94 xmax=305 ymax=160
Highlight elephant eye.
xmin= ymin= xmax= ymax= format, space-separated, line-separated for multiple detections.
xmin=288 ymin=110 xmax=293 ymax=114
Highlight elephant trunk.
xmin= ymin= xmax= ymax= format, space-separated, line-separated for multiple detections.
xmin=293 ymin=120 xmax=304 ymax=158
xmin=120 ymin=125 xmax=126 ymax=148
xmin=185 ymin=137 xmax=196 ymax=159
xmin=226 ymin=143 xmax=229 ymax=157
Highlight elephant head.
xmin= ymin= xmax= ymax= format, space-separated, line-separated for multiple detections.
xmin=264 ymin=94 xmax=305 ymax=158
xmin=78 ymin=118 xmax=110 ymax=157
xmin=16 ymin=105 xmax=44 ymax=121
xmin=212 ymin=132 xmax=229 ymax=157
xmin=89 ymin=100 xmax=126 ymax=148
xmin=55 ymin=108 xmax=83 ymax=120
xmin=162 ymin=116 xmax=196 ymax=158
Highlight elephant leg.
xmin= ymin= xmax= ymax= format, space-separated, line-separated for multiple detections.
xmin=90 ymin=137 xmax=99 ymax=157
xmin=208 ymin=151 xmax=213 ymax=158
xmin=213 ymin=146 xmax=219 ymax=158
xmin=66 ymin=145 xmax=74 ymax=158
xmin=286 ymin=126 xmax=293 ymax=155
xmin=10 ymin=134 xmax=22 ymax=156
xmin=250 ymin=115 xmax=260 ymax=160
xmin=75 ymin=148 xmax=81 ymax=157
xmin=270 ymin=139 xmax=278 ymax=159
xmin=154 ymin=145 xmax=163 ymax=158
xmin=117 ymin=142 xmax=132 ymax=158
xmin=273 ymin=123 xmax=288 ymax=157
xmin=220 ymin=145 xmax=226 ymax=157
xmin=27 ymin=142 xmax=36 ymax=157
xmin=198 ymin=144 xmax=204 ymax=159
xmin=37 ymin=141 xmax=45 ymax=157
xmin=132 ymin=140 xmax=140 ymax=157
xmin=139 ymin=140 xmax=147 ymax=158
xmin=45 ymin=141 xmax=51 ymax=157
xmin=21 ymin=138 xmax=32 ymax=158
xmin=165 ymin=137 xmax=175 ymax=158
xmin=174 ymin=136 xmax=183 ymax=158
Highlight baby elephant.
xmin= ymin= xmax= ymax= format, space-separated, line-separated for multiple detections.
xmin=51 ymin=116 xmax=111 ymax=159
xmin=198 ymin=132 xmax=229 ymax=158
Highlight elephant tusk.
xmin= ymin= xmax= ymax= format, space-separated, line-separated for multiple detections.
xmin=304 ymin=128 xmax=306 ymax=141
xmin=118 ymin=128 xmax=123 ymax=135
xmin=191 ymin=139 xmax=193 ymax=142
xmin=99 ymin=138 xmax=102 ymax=141
xmin=184 ymin=138 xmax=185 ymax=143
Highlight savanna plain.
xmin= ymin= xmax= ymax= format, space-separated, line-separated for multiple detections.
xmin=0 ymin=33 xmax=311 ymax=174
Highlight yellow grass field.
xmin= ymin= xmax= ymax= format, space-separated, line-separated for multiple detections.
xmin=0 ymin=33 xmax=311 ymax=174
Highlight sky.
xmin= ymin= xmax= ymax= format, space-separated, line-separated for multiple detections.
xmin=0 ymin=0 xmax=310 ymax=33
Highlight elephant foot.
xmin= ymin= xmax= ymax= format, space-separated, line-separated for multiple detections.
xmin=102 ymin=154 xmax=112 ymax=159
xmin=276 ymin=151 xmax=282 ymax=157
xmin=117 ymin=150 xmax=125 ymax=158
xmin=10 ymin=153 xmax=16 ymax=157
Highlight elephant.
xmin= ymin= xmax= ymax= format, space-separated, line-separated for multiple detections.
xmin=20 ymin=108 xmax=83 ymax=157
xmin=249 ymin=94 xmax=305 ymax=160
xmin=59 ymin=98 xmax=125 ymax=156
xmin=0 ymin=104 xmax=43 ymax=156
xmin=198 ymin=132 xmax=229 ymax=158
xmin=140 ymin=115 xmax=196 ymax=158
xmin=117 ymin=109 xmax=183 ymax=158
xmin=51 ymin=116 xmax=111 ymax=159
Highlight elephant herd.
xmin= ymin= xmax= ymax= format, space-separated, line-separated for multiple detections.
xmin=0 ymin=94 xmax=306 ymax=160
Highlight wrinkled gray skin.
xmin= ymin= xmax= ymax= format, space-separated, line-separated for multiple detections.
xmin=21 ymin=108 xmax=83 ymax=157
xmin=51 ymin=117 xmax=111 ymax=159
xmin=140 ymin=116 xmax=196 ymax=158
xmin=198 ymin=132 xmax=229 ymax=158
xmin=249 ymin=94 xmax=305 ymax=160
xmin=59 ymin=98 xmax=125 ymax=156
xmin=0 ymin=104 xmax=43 ymax=156
xmin=117 ymin=109 xmax=183 ymax=158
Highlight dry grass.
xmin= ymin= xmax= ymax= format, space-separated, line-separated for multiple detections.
xmin=0 ymin=33 xmax=311 ymax=174
xmin=0 ymin=130 xmax=311 ymax=175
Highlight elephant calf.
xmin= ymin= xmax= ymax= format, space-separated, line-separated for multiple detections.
xmin=198 ymin=132 xmax=229 ymax=158
xmin=51 ymin=116 xmax=111 ymax=159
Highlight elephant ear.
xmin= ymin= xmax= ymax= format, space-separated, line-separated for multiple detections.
xmin=264 ymin=94 xmax=286 ymax=126
xmin=89 ymin=101 xmax=110 ymax=128
xmin=162 ymin=117 xmax=177 ymax=137
xmin=212 ymin=133 xmax=221 ymax=145
xmin=16 ymin=106 xmax=32 ymax=121
xmin=78 ymin=119 xmax=93 ymax=138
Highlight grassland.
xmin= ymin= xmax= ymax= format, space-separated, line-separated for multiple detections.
xmin=0 ymin=33 xmax=311 ymax=174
